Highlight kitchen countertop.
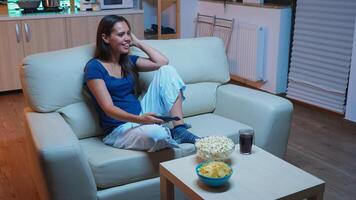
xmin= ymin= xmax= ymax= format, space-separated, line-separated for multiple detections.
xmin=199 ymin=0 xmax=291 ymax=9
xmin=0 ymin=7 xmax=143 ymax=21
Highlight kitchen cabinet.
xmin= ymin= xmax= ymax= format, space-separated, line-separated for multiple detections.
xmin=66 ymin=13 xmax=144 ymax=48
xmin=22 ymin=18 xmax=67 ymax=56
xmin=0 ymin=21 xmax=24 ymax=91
xmin=66 ymin=16 xmax=103 ymax=48
xmin=0 ymin=18 xmax=66 ymax=91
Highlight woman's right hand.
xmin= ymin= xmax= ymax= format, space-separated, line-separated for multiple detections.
xmin=130 ymin=33 xmax=141 ymax=48
xmin=139 ymin=112 xmax=164 ymax=124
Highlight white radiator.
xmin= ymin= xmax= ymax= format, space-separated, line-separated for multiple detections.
xmin=229 ymin=23 xmax=266 ymax=82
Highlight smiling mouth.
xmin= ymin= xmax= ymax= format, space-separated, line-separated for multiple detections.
xmin=122 ymin=43 xmax=130 ymax=49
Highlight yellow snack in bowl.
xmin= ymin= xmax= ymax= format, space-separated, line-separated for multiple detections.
xmin=198 ymin=161 xmax=232 ymax=178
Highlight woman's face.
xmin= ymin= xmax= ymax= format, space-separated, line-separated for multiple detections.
xmin=103 ymin=21 xmax=131 ymax=55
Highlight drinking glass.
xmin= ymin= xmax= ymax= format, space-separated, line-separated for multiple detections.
xmin=239 ymin=129 xmax=254 ymax=154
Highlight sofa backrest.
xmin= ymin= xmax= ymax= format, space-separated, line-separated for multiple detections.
xmin=134 ymin=37 xmax=230 ymax=85
xmin=20 ymin=37 xmax=230 ymax=139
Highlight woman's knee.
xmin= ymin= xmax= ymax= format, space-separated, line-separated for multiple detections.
xmin=157 ymin=65 xmax=185 ymax=88
xmin=140 ymin=124 xmax=169 ymax=141
xmin=159 ymin=65 xmax=179 ymax=76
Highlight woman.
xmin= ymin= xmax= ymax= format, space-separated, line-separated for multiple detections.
xmin=84 ymin=15 xmax=199 ymax=152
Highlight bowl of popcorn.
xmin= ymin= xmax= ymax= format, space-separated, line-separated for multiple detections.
xmin=196 ymin=161 xmax=233 ymax=187
xmin=195 ymin=136 xmax=235 ymax=161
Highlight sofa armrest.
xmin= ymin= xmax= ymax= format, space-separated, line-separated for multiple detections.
xmin=24 ymin=109 xmax=97 ymax=200
xmin=214 ymin=84 xmax=293 ymax=158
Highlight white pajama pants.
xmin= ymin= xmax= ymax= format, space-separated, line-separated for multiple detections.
xmin=102 ymin=65 xmax=186 ymax=152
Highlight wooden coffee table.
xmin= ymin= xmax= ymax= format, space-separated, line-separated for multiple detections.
xmin=160 ymin=145 xmax=325 ymax=200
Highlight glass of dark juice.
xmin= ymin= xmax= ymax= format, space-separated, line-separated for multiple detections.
xmin=239 ymin=129 xmax=254 ymax=154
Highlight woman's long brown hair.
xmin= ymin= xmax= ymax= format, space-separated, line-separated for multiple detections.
xmin=95 ymin=15 xmax=141 ymax=96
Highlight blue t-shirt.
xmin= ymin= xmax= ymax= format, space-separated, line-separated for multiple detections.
xmin=84 ymin=55 xmax=141 ymax=133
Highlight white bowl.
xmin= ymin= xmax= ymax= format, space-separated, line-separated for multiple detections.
xmin=195 ymin=136 xmax=235 ymax=161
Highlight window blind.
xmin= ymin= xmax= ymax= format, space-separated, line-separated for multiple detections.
xmin=287 ymin=0 xmax=356 ymax=113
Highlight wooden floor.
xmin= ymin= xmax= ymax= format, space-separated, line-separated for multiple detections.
xmin=284 ymin=102 xmax=356 ymax=200
xmin=0 ymin=91 xmax=40 ymax=200
xmin=0 ymin=91 xmax=356 ymax=200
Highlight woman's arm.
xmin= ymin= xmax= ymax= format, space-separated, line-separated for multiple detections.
xmin=87 ymin=79 xmax=163 ymax=124
xmin=131 ymin=33 xmax=169 ymax=72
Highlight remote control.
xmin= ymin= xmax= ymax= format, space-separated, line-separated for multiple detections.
xmin=155 ymin=115 xmax=181 ymax=122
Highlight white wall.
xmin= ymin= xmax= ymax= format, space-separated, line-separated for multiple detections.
xmin=143 ymin=0 xmax=156 ymax=30
xmin=180 ymin=0 xmax=199 ymax=38
xmin=199 ymin=1 xmax=291 ymax=94
xmin=345 ymin=19 xmax=356 ymax=122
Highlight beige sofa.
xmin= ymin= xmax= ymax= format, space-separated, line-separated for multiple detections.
xmin=21 ymin=37 xmax=293 ymax=200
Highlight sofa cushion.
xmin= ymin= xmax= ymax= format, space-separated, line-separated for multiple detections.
xmin=133 ymin=37 xmax=230 ymax=85
xmin=79 ymin=113 xmax=251 ymax=189
xmin=182 ymin=82 xmax=219 ymax=117
xmin=58 ymin=101 xmax=104 ymax=139
xmin=79 ymin=138 xmax=182 ymax=189
xmin=20 ymin=44 xmax=95 ymax=113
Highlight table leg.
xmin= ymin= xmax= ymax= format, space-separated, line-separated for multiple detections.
xmin=160 ymin=175 xmax=174 ymax=200
xmin=307 ymin=191 xmax=324 ymax=200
